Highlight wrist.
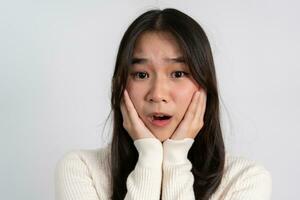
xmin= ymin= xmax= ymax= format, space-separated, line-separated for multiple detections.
xmin=134 ymin=138 xmax=163 ymax=168
xmin=162 ymin=138 xmax=194 ymax=166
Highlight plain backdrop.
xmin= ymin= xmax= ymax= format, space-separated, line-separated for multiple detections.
xmin=1 ymin=0 xmax=299 ymax=199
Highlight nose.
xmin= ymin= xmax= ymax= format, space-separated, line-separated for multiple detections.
xmin=146 ymin=76 xmax=169 ymax=103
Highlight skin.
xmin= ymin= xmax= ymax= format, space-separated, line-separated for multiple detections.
xmin=120 ymin=31 xmax=207 ymax=142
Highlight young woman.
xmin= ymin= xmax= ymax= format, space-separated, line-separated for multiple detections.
xmin=55 ymin=8 xmax=272 ymax=200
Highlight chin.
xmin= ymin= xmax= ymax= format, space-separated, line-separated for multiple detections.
xmin=144 ymin=120 xmax=177 ymax=142
xmin=155 ymin=137 xmax=168 ymax=142
xmin=153 ymin=132 xmax=172 ymax=142
xmin=152 ymin=125 xmax=177 ymax=141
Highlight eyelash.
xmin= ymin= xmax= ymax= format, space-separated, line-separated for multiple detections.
xmin=130 ymin=71 xmax=190 ymax=80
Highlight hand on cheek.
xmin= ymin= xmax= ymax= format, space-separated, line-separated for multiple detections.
xmin=120 ymin=89 xmax=155 ymax=141
xmin=170 ymin=88 xmax=207 ymax=140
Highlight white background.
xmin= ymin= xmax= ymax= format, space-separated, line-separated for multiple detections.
xmin=1 ymin=0 xmax=299 ymax=199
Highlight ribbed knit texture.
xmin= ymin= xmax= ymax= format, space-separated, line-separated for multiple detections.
xmin=125 ymin=138 xmax=163 ymax=200
xmin=55 ymin=138 xmax=272 ymax=200
xmin=162 ymin=138 xmax=195 ymax=200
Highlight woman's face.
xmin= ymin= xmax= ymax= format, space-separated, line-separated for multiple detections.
xmin=126 ymin=31 xmax=200 ymax=142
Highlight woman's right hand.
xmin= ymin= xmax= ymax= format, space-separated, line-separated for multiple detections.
xmin=120 ymin=89 xmax=155 ymax=141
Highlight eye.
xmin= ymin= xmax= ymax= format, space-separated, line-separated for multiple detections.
xmin=171 ymin=71 xmax=189 ymax=78
xmin=130 ymin=72 xmax=149 ymax=79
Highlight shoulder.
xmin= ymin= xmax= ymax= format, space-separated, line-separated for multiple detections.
xmin=55 ymin=144 xmax=112 ymax=199
xmin=224 ymin=153 xmax=272 ymax=180
xmin=55 ymin=146 xmax=110 ymax=177
xmin=212 ymin=153 xmax=272 ymax=200
xmin=56 ymin=145 xmax=111 ymax=169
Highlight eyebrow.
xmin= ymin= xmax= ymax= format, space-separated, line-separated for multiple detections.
xmin=131 ymin=56 xmax=185 ymax=64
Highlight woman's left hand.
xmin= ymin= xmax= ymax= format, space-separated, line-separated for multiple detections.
xmin=170 ymin=88 xmax=207 ymax=140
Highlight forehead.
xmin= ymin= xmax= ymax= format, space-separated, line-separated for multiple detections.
xmin=133 ymin=31 xmax=182 ymax=56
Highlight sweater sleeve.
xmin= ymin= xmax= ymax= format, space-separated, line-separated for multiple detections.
xmin=124 ymin=138 xmax=163 ymax=200
xmin=162 ymin=138 xmax=195 ymax=200
xmin=55 ymin=151 xmax=101 ymax=200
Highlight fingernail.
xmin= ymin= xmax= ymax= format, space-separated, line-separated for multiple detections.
xmin=198 ymin=91 xmax=202 ymax=99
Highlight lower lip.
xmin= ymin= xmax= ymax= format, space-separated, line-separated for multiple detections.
xmin=149 ymin=117 xmax=172 ymax=127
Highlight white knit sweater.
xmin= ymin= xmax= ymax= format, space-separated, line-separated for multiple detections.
xmin=55 ymin=138 xmax=272 ymax=200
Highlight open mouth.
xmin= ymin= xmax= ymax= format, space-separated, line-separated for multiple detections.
xmin=152 ymin=115 xmax=172 ymax=121
xmin=148 ymin=114 xmax=173 ymax=127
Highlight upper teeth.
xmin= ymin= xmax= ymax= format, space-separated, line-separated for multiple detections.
xmin=154 ymin=115 xmax=164 ymax=117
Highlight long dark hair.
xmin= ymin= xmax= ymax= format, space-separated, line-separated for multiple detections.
xmin=108 ymin=8 xmax=225 ymax=200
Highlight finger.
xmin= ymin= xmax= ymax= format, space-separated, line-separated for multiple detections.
xmin=120 ymin=99 xmax=126 ymax=116
xmin=184 ymin=90 xmax=201 ymax=121
xmin=123 ymin=90 xmax=154 ymax=140
xmin=123 ymin=89 xmax=139 ymax=121
xmin=198 ymin=89 xmax=207 ymax=120
xmin=193 ymin=90 xmax=202 ymax=121
xmin=171 ymin=91 xmax=200 ymax=139
xmin=120 ymin=97 xmax=129 ymax=122
xmin=178 ymin=91 xmax=200 ymax=130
